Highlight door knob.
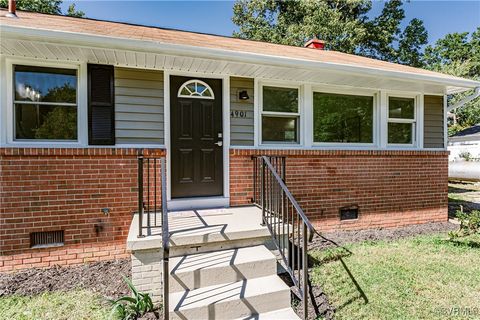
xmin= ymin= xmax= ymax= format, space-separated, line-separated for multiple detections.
xmin=214 ymin=141 xmax=223 ymax=147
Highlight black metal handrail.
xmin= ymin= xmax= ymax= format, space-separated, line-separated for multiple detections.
xmin=137 ymin=156 xmax=169 ymax=320
xmin=252 ymin=156 xmax=314 ymax=319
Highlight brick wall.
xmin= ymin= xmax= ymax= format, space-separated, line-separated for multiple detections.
xmin=1 ymin=147 xmax=448 ymax=271
xmin=230 ymin=149 xmax=449 ymax=231
xmin=0 ymin=148 xmax=165 ymax=266
xmin=0 ymin=240 xmax=127 ymax=272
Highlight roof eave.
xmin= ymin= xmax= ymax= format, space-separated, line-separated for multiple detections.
xmin=2 ymin=24 xmax=479 ymax=93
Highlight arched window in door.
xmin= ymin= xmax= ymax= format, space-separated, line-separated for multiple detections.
xmin=177 ymin=79 xmax=215 ymax=99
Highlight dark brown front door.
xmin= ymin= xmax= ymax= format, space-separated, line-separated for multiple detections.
xmin=170 ymin=76 xmax=223 ymax=198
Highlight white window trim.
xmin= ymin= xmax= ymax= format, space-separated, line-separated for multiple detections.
xmin=386 ymin=93 xmax=423 ymax=148
xmin=311 ymin=86 xmax=378 ymax=148
xmin=5 ymin=57 xmax=88 ymax=147
xmin=259 ymin=82 xmax=303 ymax=146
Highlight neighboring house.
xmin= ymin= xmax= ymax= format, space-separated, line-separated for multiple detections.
xmin=1 ymin=8 xmax=480 ymax=319
xmin=449 ymin=124 xmax=480 ymax=161
xmin=448 ymin=125 xmax=480 ymax=181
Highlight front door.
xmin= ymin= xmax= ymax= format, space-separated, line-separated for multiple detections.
xmin=170 ymin=76 xmax=223 ymax=198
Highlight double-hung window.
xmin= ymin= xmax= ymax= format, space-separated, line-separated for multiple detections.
xmin=261 ymin=86 xmax=299 ymax=144
xmin=313 ymin=92 xmax=374 ymax=144
xmin=13 ymin=65 xmax=78 ymax=141
xmin=388 ymin=96 xmax=416 ymax=145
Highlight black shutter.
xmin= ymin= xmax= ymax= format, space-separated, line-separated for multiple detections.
xmin=88 ymin=64 xmax=115 ymax=145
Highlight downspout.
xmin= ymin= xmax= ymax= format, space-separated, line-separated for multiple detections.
xmin=447 ymin=86 xmax=480 ymax=112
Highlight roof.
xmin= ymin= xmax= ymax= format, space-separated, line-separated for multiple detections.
xmin=0 ymin=9 xmax=478 ymax=90
xmin=450 ymin=125 xmax=480 ymax=142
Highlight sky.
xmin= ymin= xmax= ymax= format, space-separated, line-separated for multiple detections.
xmin=62 ymin=0 xmax=480 ymax=46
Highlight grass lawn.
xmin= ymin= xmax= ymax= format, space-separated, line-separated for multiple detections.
xmin=310 ymin=233 xmax=480 ymax=320
xmin=0 ymin=290 xmax=111 ymax=320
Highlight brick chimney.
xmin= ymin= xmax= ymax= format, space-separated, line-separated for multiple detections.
xmin=305 ymin=38 xmax=325 ymax=50
xmin=5 ymin=0 xmax=18 ymax=18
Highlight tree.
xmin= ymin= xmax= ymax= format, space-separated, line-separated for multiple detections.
xmin=232 ymin=0 xmax=371 ymax=53
xmin=0 ymin=0 xmax=85 ymax=17
xmin=232 ymin=0 xmax=428 ymax=65
xmin=425 ymin=28 xmax=480 ymax=134
xmin=397 ymin=18 xmax=428 ymax=67
xmin=66 ymin=3 xmax=84 ymax=18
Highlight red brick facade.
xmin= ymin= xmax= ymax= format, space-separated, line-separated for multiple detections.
xmin=1 ymin=147 xmax=448 ymax=271
xmin=230 ymin=149 xmax=449 ymax=231
xmin=0 ymin=148 xmax=165 ymax=271
xmin=0 ymin=241 xmax=127 ymax=273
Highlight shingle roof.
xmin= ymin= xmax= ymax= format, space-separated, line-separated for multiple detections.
xmin=0 ymin=9 xmax=475 ymax=86
xmin=450 ymin=125 xmax=480 ymax=141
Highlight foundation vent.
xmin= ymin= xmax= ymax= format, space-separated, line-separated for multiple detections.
xmin=340 ymin=205 xmax=359 ymax=221
xmin=30 ymin=230 xmax=64 ymax=248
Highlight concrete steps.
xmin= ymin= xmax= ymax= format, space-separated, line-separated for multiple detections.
xmin=128 ymin=206 xmax=299 ymax=319
xmin=234 ymin=308 xmax=301 ymax=320
xmin=168 ymin=245 xmax=299 ymax=320
xmin=169 ymin=245 xmax=277 ymax=292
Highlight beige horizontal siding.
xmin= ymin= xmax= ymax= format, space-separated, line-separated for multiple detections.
xmin=114 ymin=67 xmax=164 ymax=145
xmin=424 ymin=95 xmax=444 ymax=148
xmin=230 ymin=77 xmax=254 ymax=146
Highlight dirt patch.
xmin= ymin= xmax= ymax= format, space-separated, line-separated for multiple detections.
xmin=280 ymin=270 xmax=335 ymax=320
xmin=0 ymin=259 xmax=131 ymax=299
xmin=311 ymin=221 xmax=458 ymax=250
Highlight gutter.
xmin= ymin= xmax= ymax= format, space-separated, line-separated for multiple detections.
xmin=2 ymin=25 xmax=480 ymax=92
xmin=447 ymin=86 xmax=480 ymax=112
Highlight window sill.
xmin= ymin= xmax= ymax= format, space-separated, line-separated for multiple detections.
xmin=2 ymin=142 xmax=167 ymax=149
xmin=6 ymin=141 xmax=86 ymax=148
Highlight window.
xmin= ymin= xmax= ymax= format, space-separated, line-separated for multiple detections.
xmin=261 ymin=86 xmax=299 ymax=143
xmin=313 ymin=92 xmax=374 ymax=143
xmin=14 ymin=65 xmax=78 ymax=141
xmin=388 ymin=97 xmax=416 ymax=145
xmin=177 ymin=79 xmax=214 ymax=99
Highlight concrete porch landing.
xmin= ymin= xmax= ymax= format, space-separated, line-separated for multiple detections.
xmin=127 ymin=206 xmax=271 ymax=256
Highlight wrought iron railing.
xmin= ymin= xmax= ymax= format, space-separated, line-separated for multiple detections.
xmin=137 ymin=155 xmax=169 ymax=320
xmin=252 ymin=156 xmax=315 ymax=319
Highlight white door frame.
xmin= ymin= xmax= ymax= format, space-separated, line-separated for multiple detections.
xmin=164 ymin=70 xmax=230 ymax=206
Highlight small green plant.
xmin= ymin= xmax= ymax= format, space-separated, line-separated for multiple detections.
xmin=458 ymin=151 xmax=472 ymax=161
xmin=110 ymin=277 xmax=154 ymax=320
xmin=449 ymin=210 xmax=480 ymax=240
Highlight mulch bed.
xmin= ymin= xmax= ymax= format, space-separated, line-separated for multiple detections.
xmin=0 ymin=259 xmax=131 ymax=299
xmin=311 ymin=221 xmax=458 ymax=250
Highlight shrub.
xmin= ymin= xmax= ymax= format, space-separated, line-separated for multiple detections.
xmin=110 ymin=277 xmax=154 ymax=320
xmin=458 ymin=151 xmax=472 ymax=161
xmin=449 ymin=210 xmax=480 ymax=239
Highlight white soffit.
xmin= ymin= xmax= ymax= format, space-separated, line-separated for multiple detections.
xmin=0 ymin=34 xmax=474 ymax=95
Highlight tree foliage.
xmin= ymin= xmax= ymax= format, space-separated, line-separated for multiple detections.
xmin=0 ymin=0 xmax=84 ymax=17
xmin=425 ymin=28 xmax=480 ymax=134
xmin=232 ymin=0 xmax=428 ymax=65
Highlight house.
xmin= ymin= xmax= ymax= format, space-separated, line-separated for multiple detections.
xmin=1 ymin=6 xmax=480 ymax=319
xmin=448 ymin=125 xmax=480 ymax=181
xmin=449 ymin=124 xmax=480 ymax=160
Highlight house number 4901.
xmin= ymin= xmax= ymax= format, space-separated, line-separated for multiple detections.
xmin=231 ymin=110 xmax=247 ymax=118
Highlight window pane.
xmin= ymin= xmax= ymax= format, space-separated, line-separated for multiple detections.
xmin=15 ymin=104 xmax=77 ymax=140
xmin=389 ymin=97 xmax=414 ymax=119
xmin=262 ymin=116 xmax=297 ymax=142
xmin=14 ymin=65 xmax=77 ymax=103
xmin=388 ymin=122 xmax=413 ymax=144
xmin=263 ymin=86 xmax=298 ymax=113
xmin=313 ymin=92 xmax=374 ymax=143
